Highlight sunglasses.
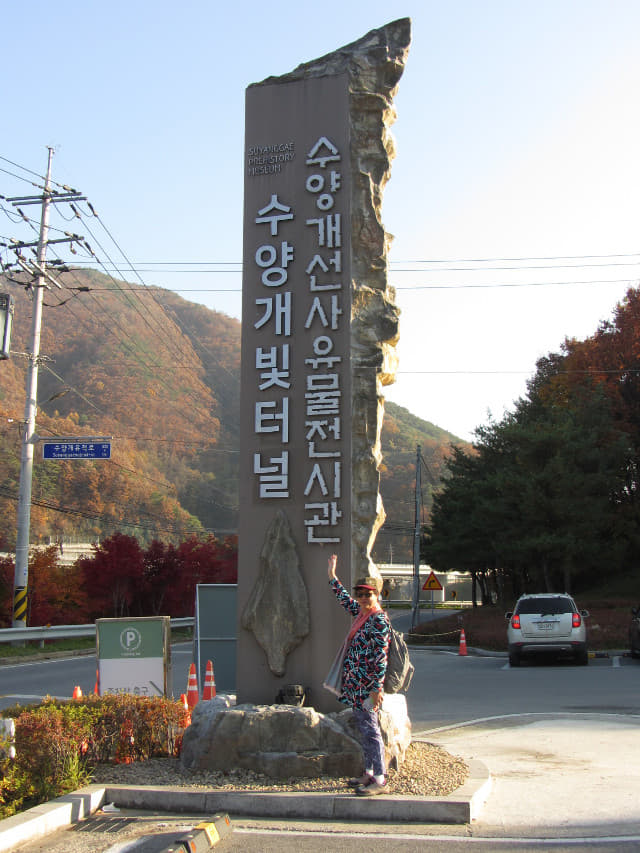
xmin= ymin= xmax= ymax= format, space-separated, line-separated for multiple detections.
xmin=355 ymin=590 xmax=374 ymax=598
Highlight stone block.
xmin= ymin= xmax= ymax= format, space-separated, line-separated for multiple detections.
xmin=181 ymin=695 xmax=411 ymax=779
xmin=332 ymin=692 xmax=411 ymax=770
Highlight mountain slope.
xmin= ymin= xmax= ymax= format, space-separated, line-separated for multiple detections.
xmin=0 ymin=269 xmax=464 ymax=551
xmin=374 ymin=400 xmax=469 ymax=563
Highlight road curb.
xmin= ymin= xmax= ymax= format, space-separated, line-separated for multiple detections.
xmin=103 ymin=757 xmax=490 ymax=824
xmin=0 ymin=760 xmax=491 ymax=850
xmin=0 ymin=785 xmax=105 ymax=853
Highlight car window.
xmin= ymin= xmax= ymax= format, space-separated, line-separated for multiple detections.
xmin=515 ymin=597 xmax=574 ymax=615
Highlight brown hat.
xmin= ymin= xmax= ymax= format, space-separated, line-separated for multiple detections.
xmin=353 ymin=576 xmax=382 ymax=594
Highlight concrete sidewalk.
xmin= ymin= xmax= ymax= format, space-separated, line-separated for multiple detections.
xmin=0 ymin=759 xmax=491 ymax=852
xmin=424 ymin=714 xmax=640 ymax=839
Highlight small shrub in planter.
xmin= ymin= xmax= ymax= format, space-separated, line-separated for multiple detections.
xmin=0 ymin=694 xmax=190 ymax=817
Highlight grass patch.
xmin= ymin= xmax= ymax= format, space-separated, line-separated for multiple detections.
xmin=0 ymin=628 xmax=193 ymax=660
xmin=0 ymin=638 xmax=97 ymax=659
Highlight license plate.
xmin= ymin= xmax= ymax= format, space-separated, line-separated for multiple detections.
xmin=537 ymin=622 xmax=554 ymax=631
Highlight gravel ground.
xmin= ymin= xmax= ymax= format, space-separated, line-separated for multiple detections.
xmin=91 ymin=741 xmax=469 ymax=797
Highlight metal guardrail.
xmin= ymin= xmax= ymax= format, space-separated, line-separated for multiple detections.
xmin=0 ymin=617 xmax=194 ymax=644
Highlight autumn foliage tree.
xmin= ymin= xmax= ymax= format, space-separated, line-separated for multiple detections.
xmin=0 ymin=555 xmax=14 ymax=628
xmin=136 ymin=536 xmax=238 ymax=617
xmin=424 ymin=286 xmax=640 ymax=603
xmin=77 ymin=533 xmax=238 ymax=620
xmin=78 ymin=533 xmax=144 ymax=620
xmin=27 ymin=546 xmax=88 ymax=626
xmin=0 ymin=533 xmax=239 ymax=626
xmin=165 ymin=535 xmax=238 ymax=616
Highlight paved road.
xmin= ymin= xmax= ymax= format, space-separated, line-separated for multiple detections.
xmin=0 ymin=610 xmax=423 ymax=708
xmin=24 ymin=814 xmax=640 ymax=853
xmin=408 ymin=645 xmax=639 ymax=731
xmin=0 ymin=642 xmax=195 ymax=709
xmin=12 ymin=644 xmax=640 ymax=851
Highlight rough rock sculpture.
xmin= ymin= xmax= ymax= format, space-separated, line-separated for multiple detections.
xmin=271 ymin=17 xmax=411 ymax=578
xmin=241 ymin=510 xmax=310 ymax=675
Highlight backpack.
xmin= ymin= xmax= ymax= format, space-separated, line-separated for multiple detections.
xmin=383 ymin=620 xmax=414 ymax=694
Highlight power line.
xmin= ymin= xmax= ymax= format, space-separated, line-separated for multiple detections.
xmin=61 ymin=273 xmax=639 ymax=293
xmin=5 ymin=273 xmax=225 ymax=445
xmin=396 ymin=278 xmax=639 ymax=291
xmin=64 ymin=205 xmax=240 ymax=429
xmin=1 ymin=165 xmax=239 ymax=554
xmin=0 ymin=485 xmax=214 ymax=537
xmin=0 ymin=154 xmax=80 ymax=194
xmin=69 ymin=250 xmax=640 ymax=269
xmin=3 ymin=162 xmax=239 ymax=439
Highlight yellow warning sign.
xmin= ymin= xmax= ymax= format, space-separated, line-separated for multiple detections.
xmin=422 ymin=571 xmax=443 ymax=591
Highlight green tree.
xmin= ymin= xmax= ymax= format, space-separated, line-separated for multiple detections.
xmin=424 ymin=376 xmax=633 ymax=601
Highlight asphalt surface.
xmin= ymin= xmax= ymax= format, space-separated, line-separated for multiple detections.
xmin=8 ymin=711 xmax=640 ymax=852
xmin=4 ymin=631 xmax=640 ymax=851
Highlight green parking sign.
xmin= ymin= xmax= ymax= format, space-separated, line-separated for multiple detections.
xmin=96 ymin=617 xmax=171 ymax=697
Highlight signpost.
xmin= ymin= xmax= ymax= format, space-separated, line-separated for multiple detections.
xmin=40 ymin=435 xmax=112 ymax=460
xmin=96 ymin=616 xmax=171 ymax=697
xmin=423 ymin=570 xmax=443 ymax=614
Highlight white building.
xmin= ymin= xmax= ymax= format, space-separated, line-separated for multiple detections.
xmin=378 ymin=563 xmax=472 ymax=604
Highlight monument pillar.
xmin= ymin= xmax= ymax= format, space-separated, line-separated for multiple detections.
xmin=237 ymin=19 xmax=411 ymax=712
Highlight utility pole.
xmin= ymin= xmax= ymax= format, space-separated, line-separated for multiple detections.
xmin=410 ymin=444 xmax=422 ymax=633
xmin=12 ymin=148 xmax=54 ymax=626
xmin=6 ymin=151 xmax=87 ymax=628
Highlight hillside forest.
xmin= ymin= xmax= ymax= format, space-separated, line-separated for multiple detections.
xmin=2 ymin=268 xmax=639 ymax=622
xmin=424 ymin=286 xmax=640 ymax=605
xmin=0 ymin=269 xmax=462 ymax=567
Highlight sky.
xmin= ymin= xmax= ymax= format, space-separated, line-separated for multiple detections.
xmin=2 ymin=0 xmax=640 ymax=441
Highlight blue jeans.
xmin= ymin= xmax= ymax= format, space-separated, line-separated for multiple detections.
xmin=352 ymin=707 xmax=385 ymax=776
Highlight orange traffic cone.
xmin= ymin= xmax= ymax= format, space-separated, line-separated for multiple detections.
xmin=180 ymin=693 xmax=191 ymax=727
xmin=72 ymin=685 xmax=83 ymax=699
xmin=458 ymin=628 xmax=468 ymax=656
xmin=186 ymin=663 xmax=199 ymax=709
xmin=202 ymin=660 xmax=216 ymax=700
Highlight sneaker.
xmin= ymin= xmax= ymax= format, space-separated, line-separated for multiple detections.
xmin=356 ymin=778 xmax=387 ymax=796
xmin=347 ymin=772 xmax=373 ymax=788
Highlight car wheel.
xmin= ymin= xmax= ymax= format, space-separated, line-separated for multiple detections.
xmin=509 ymin=650 xmax=520 ymax=667
xmin=576 ymin=647 xmax=589 ymax=666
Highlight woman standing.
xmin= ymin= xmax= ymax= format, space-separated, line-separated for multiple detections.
xmin=327 ymin=553 xmax=390 ymax=796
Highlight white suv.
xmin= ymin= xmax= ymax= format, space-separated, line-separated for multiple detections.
xmin=506 ymin=593 xmax=589 ymax=667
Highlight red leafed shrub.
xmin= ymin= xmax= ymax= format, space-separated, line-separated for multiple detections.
xmin=13 ymin=703 xmax=92 ymax=802
xmin=1 ymin=694 xmax=190 ymax=816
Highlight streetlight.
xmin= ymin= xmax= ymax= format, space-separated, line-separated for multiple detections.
xmin=0 ymin=293 xmax=14 ymax=360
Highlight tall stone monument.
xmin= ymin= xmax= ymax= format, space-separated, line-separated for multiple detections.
xmin=237 ymin=18 xmax=411 ymax=712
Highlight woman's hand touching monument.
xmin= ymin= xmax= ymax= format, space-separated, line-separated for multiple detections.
xmin=328 ymin=553 xmax=338 ymax=580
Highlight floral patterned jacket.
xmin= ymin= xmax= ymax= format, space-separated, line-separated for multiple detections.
xmin=330 ymin=578 xmax=390 ymax=710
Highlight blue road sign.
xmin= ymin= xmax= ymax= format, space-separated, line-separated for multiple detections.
xmin=42 ymin=441 xmax=111 ymax=460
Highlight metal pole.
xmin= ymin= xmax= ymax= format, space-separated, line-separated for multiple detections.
xmin=12 ymin=147 xmax=54 ymax=628
xmin=410 ymin=444 xmax=422 ymax=632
